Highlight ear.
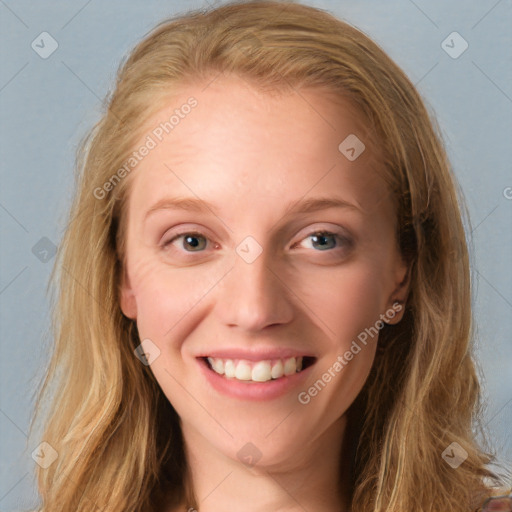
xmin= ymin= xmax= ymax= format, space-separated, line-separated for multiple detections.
xmin=119 ymin=265 xmax=137 ymax=320
xmin=385 ymin=257 xmax=411 ymax=325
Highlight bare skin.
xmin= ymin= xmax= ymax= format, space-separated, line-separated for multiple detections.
xmin=119 ymin=73 xmax=409 ymax=512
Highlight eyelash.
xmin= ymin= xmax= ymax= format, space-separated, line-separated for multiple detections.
xmin=162 ymin=229 xmax=351 ymax=255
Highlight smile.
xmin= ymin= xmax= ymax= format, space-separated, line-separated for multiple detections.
xmin=204 ymin=356 xmax=316 ymax=383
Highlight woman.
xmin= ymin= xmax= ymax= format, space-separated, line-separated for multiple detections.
xmin=30 ymin=1 xmax=510 ymax=510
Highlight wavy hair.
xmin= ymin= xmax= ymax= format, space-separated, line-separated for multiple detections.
xmin=30 ymin=1 xmax=508 ymax=510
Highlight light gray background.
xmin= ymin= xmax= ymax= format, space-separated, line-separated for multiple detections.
xmin=1 ymin=0 xmax=511 ymax=509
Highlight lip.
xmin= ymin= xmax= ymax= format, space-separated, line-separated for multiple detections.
xmin=197 ymin=356 xmax=316 ymax=401
xmin=196 ymin=348 xmax=316 ymax=362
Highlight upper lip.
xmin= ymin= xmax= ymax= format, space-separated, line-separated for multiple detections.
xmin=196 ymin=348 xmax=316 ymax=361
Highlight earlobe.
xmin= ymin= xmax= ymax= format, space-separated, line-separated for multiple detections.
xmin=384 ymin=300 xmax=406 ymax=325
xmin=385 ymin=262 xmax=412 ymax=324
xmin=119 ymin=267 xmax=137 ymax=320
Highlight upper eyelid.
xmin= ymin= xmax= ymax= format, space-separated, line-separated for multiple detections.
xmin=162 ymin=220 xmax=351 ymax=239
xmin=293 ymin=231 xmax=349 ymax=249
xmin=164 ymin=230 xmax=210 ymax=245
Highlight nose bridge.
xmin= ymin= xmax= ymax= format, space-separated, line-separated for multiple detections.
xmin=216 ymin=244 xmax=293 ymax=331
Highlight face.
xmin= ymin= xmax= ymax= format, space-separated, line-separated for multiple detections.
xmin=119 ymin=74 xmax=409 ymax=468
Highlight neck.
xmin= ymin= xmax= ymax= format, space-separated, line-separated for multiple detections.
xmin=175 ymin=415 xmax=352 ymax=512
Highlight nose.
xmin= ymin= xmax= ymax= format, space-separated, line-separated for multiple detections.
xmin=215 ymin=248 xmax=294 ymax=332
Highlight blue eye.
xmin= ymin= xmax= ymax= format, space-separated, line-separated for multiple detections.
xmin=165 ymin=232 xmax=208 ymax=252
xmin=162 ymin=229 xmax=349 ymax=256
xmin=298 ymin=231 xmax=347 ymax=251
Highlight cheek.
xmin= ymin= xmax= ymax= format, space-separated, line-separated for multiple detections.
xmin=127 ymin=257 xmax=213 ymax=341
xmin=294 ymin=263 xmax=385 ymax=410
xmin=127 ymin=255 xmax=235 ymax=377
xmin=297 ymin=261 xmax=387 ymax=344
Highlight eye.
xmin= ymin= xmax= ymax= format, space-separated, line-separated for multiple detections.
xmin=294 ymin=230 xmax=349 ymax=251
xmin=163 ymin=231 xmax=209 ymax=252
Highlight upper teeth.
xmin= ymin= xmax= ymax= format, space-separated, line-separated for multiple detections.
xmin=207 ymin=356 xmax=304 ymax=382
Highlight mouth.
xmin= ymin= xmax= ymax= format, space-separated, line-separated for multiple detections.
xmin=201 ymin=355 xmax=317 ymax=383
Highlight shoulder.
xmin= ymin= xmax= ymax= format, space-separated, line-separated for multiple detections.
xmin=473 ymin=487 xmax=512 ymax=511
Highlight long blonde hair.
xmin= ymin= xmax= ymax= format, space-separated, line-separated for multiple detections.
xmin=30 ymin=1 xmax=508 ymax=510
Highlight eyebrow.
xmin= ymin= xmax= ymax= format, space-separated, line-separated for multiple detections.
xmin=143 ymin=195 xmax=360 ymax=222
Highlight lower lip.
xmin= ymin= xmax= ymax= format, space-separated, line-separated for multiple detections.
xmin=198 ymin=358 xmax=315 ymax=401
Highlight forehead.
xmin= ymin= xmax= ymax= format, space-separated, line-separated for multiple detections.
xmin=124 ymin=74 xmax=389 ymax=220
